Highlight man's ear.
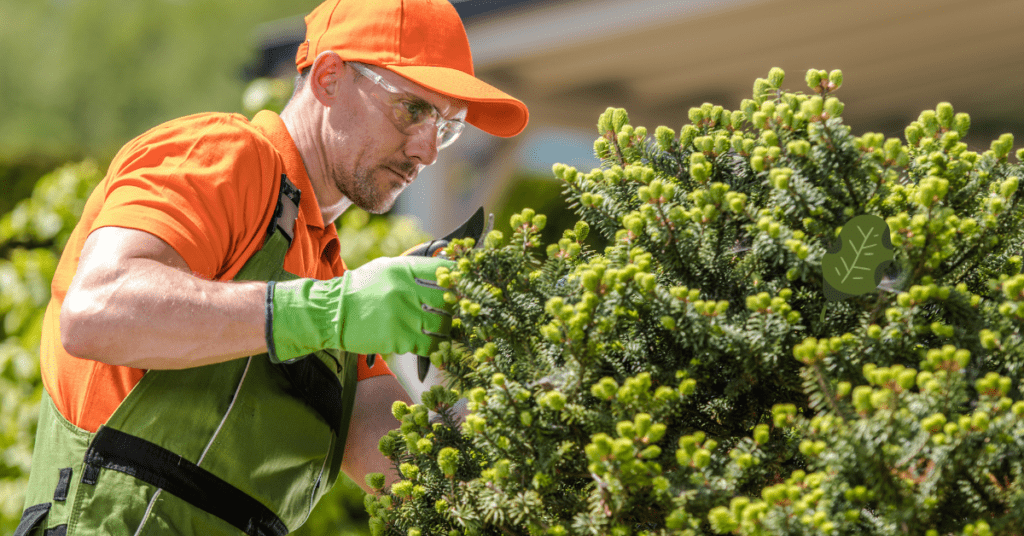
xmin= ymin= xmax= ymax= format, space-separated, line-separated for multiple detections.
xmin=310 ymin=51 xmax=345 ymax=106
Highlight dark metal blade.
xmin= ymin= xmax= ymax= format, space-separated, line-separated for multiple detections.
xmin=417 ymin=355 xmax=432 ymax=383
xmin=416 ymin=207 xmax=485 ymax=383
xmin=440 ymin=207 xmax=485 ymax=243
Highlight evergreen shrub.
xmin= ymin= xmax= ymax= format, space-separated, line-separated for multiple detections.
xmin=366 ymin=68 xmax=1024 ymax=535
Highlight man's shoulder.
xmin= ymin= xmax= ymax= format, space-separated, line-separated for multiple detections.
xmin=98 ymin=111 xmax=288 ymax=279
xmin=141 ymin=112 xmax=269 ymax=145
xmin=112 ymin=112 xmax=282 ymax=172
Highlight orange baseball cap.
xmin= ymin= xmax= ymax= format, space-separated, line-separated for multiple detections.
xmin=296 ymin=0 xmax=529 ymax=138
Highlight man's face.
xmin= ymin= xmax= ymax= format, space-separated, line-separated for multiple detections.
xmin=320 ymin=63 xmax=468 ymax=214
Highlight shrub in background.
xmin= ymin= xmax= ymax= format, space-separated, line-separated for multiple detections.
xmin=366 ymin=68 xmax=1024 ymax=535
xmin=0 ymin=162 xmax=102 ymax=534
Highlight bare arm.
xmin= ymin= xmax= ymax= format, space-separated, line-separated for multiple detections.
xmin=342 ymin=374 xmax=413 ymax=493
xmin=60 ymin=226 xmax=268 ymax=369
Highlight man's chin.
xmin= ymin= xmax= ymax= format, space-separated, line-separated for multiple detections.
xmin=342 ymin=172 xmax=406 ymax=214
xmin=357 ymin=190 xmax=401 ymax=214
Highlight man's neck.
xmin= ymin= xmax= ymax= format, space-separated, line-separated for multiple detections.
xmin=280 ymin=101 xmax=352 ymax=224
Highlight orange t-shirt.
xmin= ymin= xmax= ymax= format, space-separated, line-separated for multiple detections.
xmin=41 ymin=110 xmax=392 ymax=433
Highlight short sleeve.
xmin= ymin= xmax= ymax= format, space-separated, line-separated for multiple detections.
xmin=91 ymin=114 xmax=279 ymax=280
xmin=357 ymin=354 xmax=395 ymax=381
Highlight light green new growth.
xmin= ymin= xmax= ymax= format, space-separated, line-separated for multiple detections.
xmin=368 ymin=69 xmax=1024 ymax=536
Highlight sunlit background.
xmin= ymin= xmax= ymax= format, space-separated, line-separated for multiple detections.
xmin=4 ymin=0 xmax=1023 ymax=233
xmin=414 ymin=0 xmax=1024 ymax=237
xmin=2 ymin=0 xmax=1024 ymax=534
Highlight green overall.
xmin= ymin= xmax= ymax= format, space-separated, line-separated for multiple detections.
xmin=16 ymin=176 xmax=359 ymax=536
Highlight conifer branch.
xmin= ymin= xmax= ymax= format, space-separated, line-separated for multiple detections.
xmin=370 ymin=72 xmax=1024 ymax=536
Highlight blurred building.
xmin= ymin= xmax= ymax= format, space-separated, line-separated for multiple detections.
xmin=253 ymin=0 xmax=1024 ymax=237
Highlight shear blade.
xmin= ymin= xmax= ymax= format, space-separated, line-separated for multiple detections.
xmin=417 ymin=355 xmax=432 ymax=383
xmin=441 ymin=207 xmax=485 ymax=243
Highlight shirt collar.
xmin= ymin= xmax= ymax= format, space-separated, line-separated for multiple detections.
xmin=251 ymin=110 xmax=326 ymax=230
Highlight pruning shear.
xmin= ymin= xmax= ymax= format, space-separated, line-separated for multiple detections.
xmin=402 ymin=207 xmax=493 ymax=381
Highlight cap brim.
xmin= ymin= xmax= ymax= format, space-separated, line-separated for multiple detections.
xmin=386 ymin=65 xmax=528 ymax=138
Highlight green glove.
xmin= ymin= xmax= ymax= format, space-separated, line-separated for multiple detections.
xmin=266 ymin=256 xmax=453 ymax=363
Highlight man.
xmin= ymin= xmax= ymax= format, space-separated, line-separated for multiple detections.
xmin=15 ymin=0 xmax=528 ymax=535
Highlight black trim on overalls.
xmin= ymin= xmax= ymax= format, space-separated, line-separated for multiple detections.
xmin=275 ymin=352 xmax=344 ymax=433
xmin=53 ymin=468 xmax=72 ymax=501
xmin=13 ymin=503 xmax=50 ymax=536
xmin=82 ymin=426 xmax=288 ymax=536
xmin=263 ymin=173 xmax=346 ymax=433
xmin=267 ymin=174 xmax=301 ymax=243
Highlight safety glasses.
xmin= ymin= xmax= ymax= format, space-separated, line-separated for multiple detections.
xmin=349 ymin=62 xmax=466 ymax=150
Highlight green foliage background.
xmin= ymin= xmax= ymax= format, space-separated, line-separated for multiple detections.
xmin=367 ymin=69 xmax=1024 ymax=535
xmin=0 ymin=0 xmax=322 ymax=163
xmin=7 ymin=3 xmax=1024 ymax=534
xmin=0 ymin=162 xmax=100 ymax=534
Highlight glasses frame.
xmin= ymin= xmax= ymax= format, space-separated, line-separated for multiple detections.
xmin=348 ymin=62 xmax=466 ymax=150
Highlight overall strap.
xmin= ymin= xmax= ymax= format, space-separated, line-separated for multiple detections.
xmin=252 ymin=175 xmax=351 ymax=434
xmin=82 ymin=427 xmax=287 ymax=536
xmin=234 ymin=174 xmax=301 ymax=282
xmin=268 ymin=173 xmax=301 ymax=244
xmin=13 ymin=503 xmax=52 ymax=536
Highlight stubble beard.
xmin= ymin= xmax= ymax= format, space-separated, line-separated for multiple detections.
xmin=333 ymin=165 xmax=403 ymax=214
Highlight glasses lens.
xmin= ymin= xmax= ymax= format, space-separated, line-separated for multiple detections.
xmin=436 ymin=120 xmax=464 ymax=149
xmin=355 ymin=63 xmax=464 ymax=150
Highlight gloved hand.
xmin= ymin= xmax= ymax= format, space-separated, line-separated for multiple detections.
xmin=266 ymin=256 xmax=453 ymax=363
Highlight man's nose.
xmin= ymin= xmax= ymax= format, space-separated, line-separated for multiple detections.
xmin=404 ymin=124 xmax=439 ymax=167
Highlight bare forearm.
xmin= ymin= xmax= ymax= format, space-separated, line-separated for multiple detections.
xmin=61 ymin=227 xmax=269 ymax=369
xmin=342 ymin=375 xmax=412 ymax=493
xmin=62 ymin=261 xmax=267 ymax=368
